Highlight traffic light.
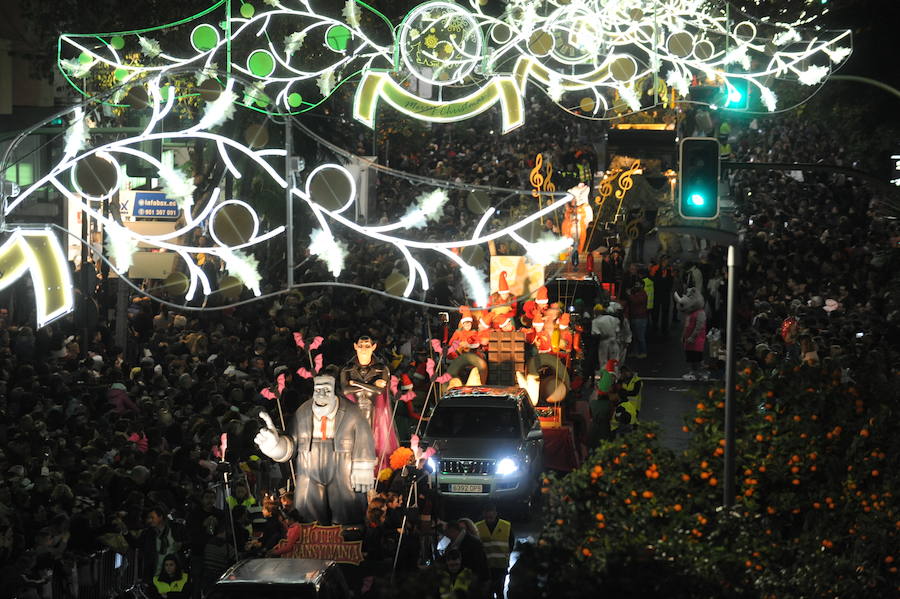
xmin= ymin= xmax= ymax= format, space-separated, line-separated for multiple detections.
xmin=678 ymin=137 xmax=720 ymax=220
xmin=723 ymin=78 xmax=749 ymax=110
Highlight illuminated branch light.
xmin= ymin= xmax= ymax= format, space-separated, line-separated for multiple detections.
xmin=196 ymin=87 xmax=238 ymax=130
xmin=760 ymin=86 xmax=778 ymax=112
xmin=63 ymin=108 xmax=89 ymax=157
xmin=439 ymin=247 xmax=489 ymax=308
xmin=797 ymin=64 xmax=829 ymax=86
xmin=221 ymin=249 xmax=263 ymax=296
xmin=824 ymin=46 xmax=852 ymax=64
xmin=105 ymin=223 xmax=140 ymax=273
xmin=665 ymin=69 xmax=691 ymax=96
xmin=309 ymin=228 xmax=347 ymax=277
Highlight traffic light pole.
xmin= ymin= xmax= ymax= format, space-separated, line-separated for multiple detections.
xmin=723 ymin=245 xmax=737 ymax=508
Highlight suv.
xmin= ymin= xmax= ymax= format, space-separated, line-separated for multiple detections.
xmin=422 ymin=386 xmax=543 ymax=518
xmin=207 ymin=558 xmax=351 ymax=599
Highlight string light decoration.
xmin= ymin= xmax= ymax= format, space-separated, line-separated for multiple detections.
xmin=55 ymin=0 xmax=850 ymax=127
xmin=0 ymin=1 xmax=853 ymax=326
xmin=2 ymin=75 xmax=580 ymax=323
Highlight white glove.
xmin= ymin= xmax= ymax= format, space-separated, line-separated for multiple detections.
xmin=350 ymin=461 xmax=376 ymax=493
xmin=254 ymin=412 xmax=293 ymax=462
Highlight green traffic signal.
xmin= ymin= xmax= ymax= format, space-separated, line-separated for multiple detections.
xmin=723 ymin=78 xmax=749 ymax=110
xmin=679 ymin=137 xmax=720 ymax=220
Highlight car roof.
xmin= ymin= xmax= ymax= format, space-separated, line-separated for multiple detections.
xmin=218 ymin=558 xmax=334 ymax=586
xmin=439 ymin=386 xmax=526 ymax=402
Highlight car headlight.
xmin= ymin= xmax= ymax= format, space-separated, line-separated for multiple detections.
xmin=496 ymin=457 xmax=519 ymax=476
xmin=426 ymin=457 xmax=438 ymax=473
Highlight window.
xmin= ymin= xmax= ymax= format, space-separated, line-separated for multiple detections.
xmin=426 ymin=404 xmax=520 ymax=439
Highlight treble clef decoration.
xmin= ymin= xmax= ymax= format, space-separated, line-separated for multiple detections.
xmin=614 ymin=160 xmax=641 ymax=223
xmin=615 ymin=160 xmax=640 ymax=200
xmin=625 ymin=208 xmax=645 ymax=240
xmin=543 ymin=160 xmax=556 ymax=194
xmin=530 ymin=153 xmax=545 ymax=198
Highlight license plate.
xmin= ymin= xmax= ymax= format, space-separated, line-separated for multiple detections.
xmin=450 ymin=484 xmax=484 ymax=493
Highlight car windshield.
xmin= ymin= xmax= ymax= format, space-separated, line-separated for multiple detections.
xmin=426 ymin=404 xmax=520 ymax=439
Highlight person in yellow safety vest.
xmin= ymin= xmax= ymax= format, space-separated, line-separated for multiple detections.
xmin=610 ymin=399 xmax=639 ymax=437
xmin=718 ymin=120 xmax=732 ymax=158
xmin=225 ymin=482 xmax=257 ymax=510
xmin=642 ymin=272 xmax=655 ymax=313
xmin=617 ymin=364 xmax=644 ymax=413
xmin=153 ymin=554 xmax=191 ymax=598
xmin=475 ymin=504 xmax=515 ymax=599
xmin=438 ymin=549 xmax=477 ymax=599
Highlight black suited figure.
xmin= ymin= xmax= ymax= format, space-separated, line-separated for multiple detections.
xmin=255 ymin=375 xmax=376 ymax=525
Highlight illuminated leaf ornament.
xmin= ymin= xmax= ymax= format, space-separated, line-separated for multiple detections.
xmin=0 ymin=1 xmax=854 ymax=328
xmin=55 ymin=0 xmax=849 ymax=126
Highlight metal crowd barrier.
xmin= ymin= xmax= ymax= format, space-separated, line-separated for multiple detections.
xmin=71 ymin=548 xmax=143 ymax=599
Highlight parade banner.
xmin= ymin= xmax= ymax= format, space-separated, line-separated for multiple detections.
xmin=290 ymin=523 xmax=364 ymax=565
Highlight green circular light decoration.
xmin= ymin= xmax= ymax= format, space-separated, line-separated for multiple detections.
xmin=110 ymin=36 xmax=125 ymax=50
xmin=247 ymin=49 xmax=276 ymax=77
xmin=325 ymin=25 xmax=351 ymax=52
xmin=114 ymin=68 xmax=128 ymax=81
xmin=78 ymin=52 xmax=92 ymax=64
xmin=191 ymin=24 xmax=220 ymax=52
xmin=287 ymin=92 xmax=303 ymax=107
xmin=240 ymin=3 xmax=255 ymax=18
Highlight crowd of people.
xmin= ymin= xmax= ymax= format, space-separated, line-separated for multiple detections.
xmin=0 ymin=86 xmax=897 ymax=599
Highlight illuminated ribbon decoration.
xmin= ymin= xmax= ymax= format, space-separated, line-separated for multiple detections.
xmin=0 ymin=230 xmax=74 ymax=327
xmin=353 ymin=72 xmax=525 ymax=134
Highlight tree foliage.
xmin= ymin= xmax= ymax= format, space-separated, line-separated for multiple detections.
xmin=527 ymin=362 xmax=898 ymax=598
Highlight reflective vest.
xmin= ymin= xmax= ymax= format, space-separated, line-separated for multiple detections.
xmin=226 ymin=495 xmax=257 ymax=509
xmin=153 ymin=572 xmax=188 ymax=595
xmin=440 ymin=567 xmax=475 ymax=599
xmin=610 ymin=400 xmax=638 ymax=431
xmin=475 ymin=519 xmax=512 ymax=569
xmin=642 ymin=277 xmax=654 ymax=310
xmin=619 ymin=374 xmax=643 ymax=413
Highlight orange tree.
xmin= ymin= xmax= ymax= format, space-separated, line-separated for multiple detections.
xmin=530 ymin=363 xmax=898 ymax=598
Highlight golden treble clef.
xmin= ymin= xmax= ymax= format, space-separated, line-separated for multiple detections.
xmin=614 ymin=160 xmax=641 ymax=223
xmin=530 ymin=153 xmax=544 ymax=198
xmin=615 ymin=160 xmax=640 ymax=200
xmin=543 ymin=160 xmax=556 ymax=194
xmin=625 ymin=208 xmax=645 ymax=240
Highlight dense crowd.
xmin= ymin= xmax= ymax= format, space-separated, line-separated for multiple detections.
xmin=1 ymin=95 xmax=898 ymax=599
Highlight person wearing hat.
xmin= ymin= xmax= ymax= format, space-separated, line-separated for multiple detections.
xmin=488 ymin=271 xmax=518 ymax=320
xmin=449 ymin=307 xmax=477 ymax=354
xmin=554 ymin=312 xmax=575 ymax=365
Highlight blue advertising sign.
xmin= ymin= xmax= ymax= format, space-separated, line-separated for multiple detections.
xmin=132 ymin=191 xmax=178 ymax=219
